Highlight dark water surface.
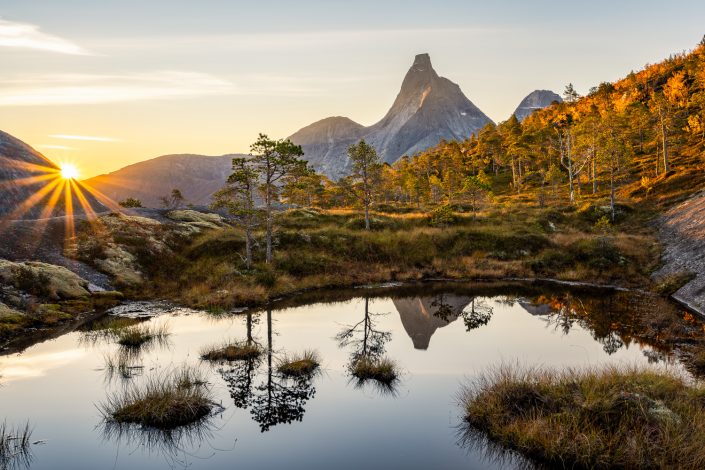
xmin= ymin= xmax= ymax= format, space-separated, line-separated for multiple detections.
xmin=0 ymin=283 xmax=685 ymax=469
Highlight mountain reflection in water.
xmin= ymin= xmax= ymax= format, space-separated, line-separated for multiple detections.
xmin=0 ymin=283 xmax=692 ymax=470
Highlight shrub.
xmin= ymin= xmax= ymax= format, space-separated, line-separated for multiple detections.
xmin=428 ymin=204 xmax=457 ymax=227
xmin=119 ymin=198 xmax=143 ymax=208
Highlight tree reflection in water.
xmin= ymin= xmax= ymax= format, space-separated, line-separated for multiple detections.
xmin=337 ymin=296 xmax=399 ymax=394
xmin=217 ymin=309 xmax=317 ymax=433
xmin=527 ymin=292 xmax=682 ymax=360
xmin=431 ymin=295 xmax=494 ymax=331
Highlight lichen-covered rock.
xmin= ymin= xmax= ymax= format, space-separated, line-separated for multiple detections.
xmin=0 ymin=301 xmax=22 ymax=318
xmin=166 ymin=209 xmax=223 ymax=228
xmin=0 ymin=259 xmax=90 ymax=299
xmin=73 ymin=210 xmax=222 ymax=286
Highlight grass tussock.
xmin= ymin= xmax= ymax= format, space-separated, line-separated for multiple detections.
xmin=277 ymin=350 xmax=321 ymax=377
xmin=200 ymin=341 xmax=262 ymax=362
xmin=461 ymin=364 xmax=705 ymax=469
xmin=116 ymin=323 xmax=170 ymax=348
xmin=101 ymin=366 xmax=214 ymax=429
xmin=351 ymin=357 xmax=399 ymax=385
xmin=0 ymin=421 xmax=33 ymax=469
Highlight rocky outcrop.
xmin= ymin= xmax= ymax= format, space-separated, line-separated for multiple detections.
xmin=73 ymin=210 xmax=223 ymax=287
xmin=83 ymin=153 xmax=248 ymax=208
xmin=290 ymin=54 xmax=493 ymax=179
xmin=0 ymin=259 xmax=91 ymax=299
xmin=653 ymin=192 xmax=705 ymax=315
xmin=513 ymin=90 xmax=562 ymax=122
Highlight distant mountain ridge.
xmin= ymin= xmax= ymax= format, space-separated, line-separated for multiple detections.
xmin=513 ymin=90 xmax=562 ymax=122
xmin=289 ymin=53 xmax=494 ymax=179
xmin=84 ymin=153 xmax=248 ymax=208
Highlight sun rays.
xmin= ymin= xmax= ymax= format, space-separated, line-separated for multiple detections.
xmin=0 ymin=159 xmax=124 ymax=254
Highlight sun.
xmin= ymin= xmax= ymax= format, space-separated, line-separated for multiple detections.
xmin=60 ymin=164 xmax=79 ymax=180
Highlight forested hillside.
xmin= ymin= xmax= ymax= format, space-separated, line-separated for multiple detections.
xmin=288 ymin=38 xmax=705 ymax=214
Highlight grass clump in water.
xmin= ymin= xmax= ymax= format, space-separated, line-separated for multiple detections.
xmin=351 ymin=357 xmax=399 ymax=385
xmin=277 ymin=350 xmax=320 ymax=377
xmin=460 ymin=364 xmax=705 ymax=469
xmin=0 ymin=421 xmax=33 ymax=469
xmin=101 ymin=366 xmax=213 ymax=430
xmin=200 ymin=341 xmax=262 ymax=362
xmin=116 ymin=323 xmax=170 ymax=348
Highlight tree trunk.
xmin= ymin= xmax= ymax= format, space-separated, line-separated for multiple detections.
xmin=659 ymin=108 xmax=670 ymax=173
xmin=610 ymin=158 xmax=616 ymax=221
xmin=592 ymin=153 xmax=597 ymax=194
xmin=265 ymin=188 xmax=273 ymax=264
xmin=245 ymin=225 xmax=253 ymax=269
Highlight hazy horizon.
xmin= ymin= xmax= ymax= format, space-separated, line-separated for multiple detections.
xmin=1 ymin=0 xmax=704 ymax=178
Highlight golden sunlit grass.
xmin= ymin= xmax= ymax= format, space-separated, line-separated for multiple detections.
xmin=461 ymin=364 xmax=705 ymax=469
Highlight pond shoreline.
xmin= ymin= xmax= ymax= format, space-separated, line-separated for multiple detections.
xmin=0 ymin=273 xmax=687 ymax=357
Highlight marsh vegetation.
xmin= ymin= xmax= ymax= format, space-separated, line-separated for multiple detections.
xmin=461 ymin=364 xmax=705 ymax=469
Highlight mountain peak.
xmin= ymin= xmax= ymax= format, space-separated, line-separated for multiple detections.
xmin=289 ymin=54 xmax=493 ymax=178
xmin=513 ymin=89 xmax=562 ymax=121
xmin=411 ymin=53 xmax=432 ymax=71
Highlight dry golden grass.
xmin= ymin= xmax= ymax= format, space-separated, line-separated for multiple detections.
xmin=462 ymin=364 xmax=705 ymax=469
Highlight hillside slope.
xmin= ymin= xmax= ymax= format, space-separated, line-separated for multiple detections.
xmin=84 ymin=153 xmax=248 ymax=207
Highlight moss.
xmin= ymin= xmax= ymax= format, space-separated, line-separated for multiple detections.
xmin=655 ymin=271 xmax=697 ymax=296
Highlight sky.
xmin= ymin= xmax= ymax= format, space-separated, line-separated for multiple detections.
xmin=1 ymin=0 xmax=704 ymax=178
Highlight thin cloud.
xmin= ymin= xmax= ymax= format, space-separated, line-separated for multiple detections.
xmin=36 ymin=144 xmax=79 ymax=150
xmin=0 ymin=71 xmax=235 ymax=106
xmin=0 ymin=17 xmax=91 ymax=55
xmin=93 ymin=27 xmax=509 ymax=51
xmin=49 ymin=135 xmax=119 ymax=143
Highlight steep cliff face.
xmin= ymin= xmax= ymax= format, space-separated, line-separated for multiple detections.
xmin=513 ymin=90 xmax=562 ymax=122
xmin=84 ymin=153 xmax=248 ymax=207
xmin=0 ymin=130 xmax=104 ymax=219
xmin=289 ymin=54 xmax=493 ymax=179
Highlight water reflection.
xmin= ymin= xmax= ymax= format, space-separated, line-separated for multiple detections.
xmin=517 ymin=292 xmax=682 ymax=360
xmin=100 ymin=416 xmax=222 ymax=469
xmin=0 ymin=282 xmax=693 ymax=470
xmin=216 ymin=310 xmax=318 ymax=432
xmin=337 ymin=296 xmax=400 ymax=394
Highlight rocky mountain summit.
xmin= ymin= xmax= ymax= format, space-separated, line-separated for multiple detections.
xmin=289 ymin=54 xmax=493 ymax=178
xmin=513 ymin=90 xmax=562 ymax=122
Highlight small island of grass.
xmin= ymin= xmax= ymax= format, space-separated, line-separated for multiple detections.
xmin=101 ymin=366 xmax=214 ymax=429
xmin=200 ymin=341 xmax=263 ymax=362
xmin=277 ymin=350 xmax=321 ymax=377
xmin=461 ymin=364 xmax=705 ymax=469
